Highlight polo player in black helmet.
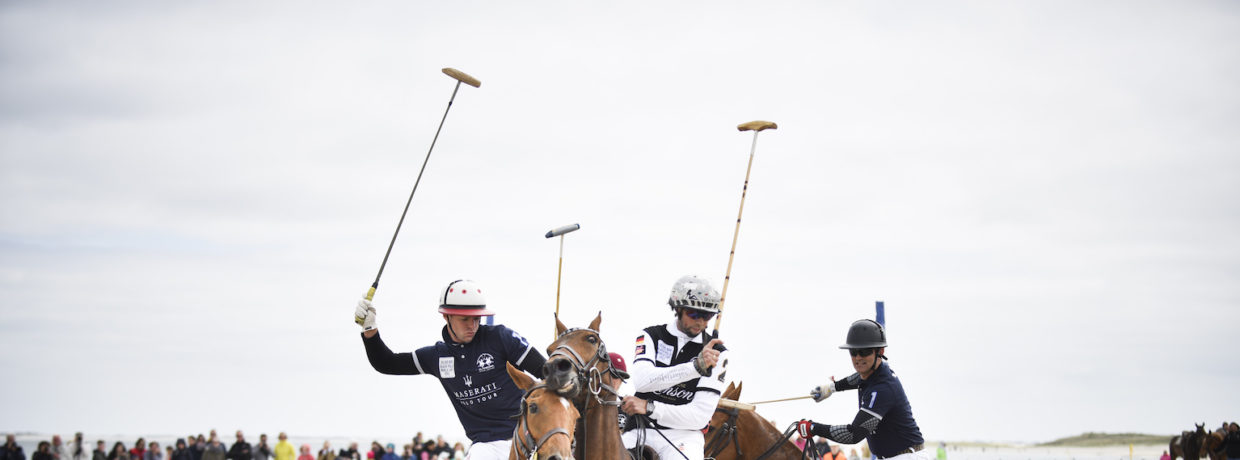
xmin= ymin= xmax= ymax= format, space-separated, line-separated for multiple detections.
xmin=797 ymin=319 xmax=927 ymax=460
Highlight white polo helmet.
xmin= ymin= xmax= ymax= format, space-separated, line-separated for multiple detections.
xmin=667 ymin=275 xmax=721 ymax=313
xmin=438 ymin=279 xmax=494 ymax=316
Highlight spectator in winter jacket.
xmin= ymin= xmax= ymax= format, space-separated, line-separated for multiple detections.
xmin=250 ymin=436 xmax=269 ymax=460
xmin=107 ymin=443 xmax=129 ymax=460
xmin=32 ymin=443 xmax=53 ymax=460
xmin=69 ymin=433 xmax=87 ymax=460
xmin=201 ymin=437 xmax=225 ymax=460
xmin=296 ymin=446 xmax=311 ymax=460
xmin=335 ymin=443 xmax=356 ymax=460
xmin=225 ymin=432 xmax=251 ymax=460
xmin=171 ymin=439 xmax=190 ymax=460
xmin=143 ymin=443 xmax=161 ymax=460
xmin=315 ymin=443 xmax=333 ymax=460
xmin=190 ymin=436 xmax=205 ymax=460
xmin=51 ymin=436 xmax=66 ymax=460
xmin=128 ymin=439 xmax=145 ymax=460
xmin=3 ymin=434 xmax=26 ymax=460
xmin=91 ymin=441 xmax=106 ymax=460
xmin=272 ymin=434 xmax=293 ymax=460
xmin=379 ymin=445 xmax=397 ymax=460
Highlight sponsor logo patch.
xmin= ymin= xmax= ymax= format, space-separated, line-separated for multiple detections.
xmin=635 ymin=345 xmax=646 ymax=356
xmin=439 ymin=357 xmax=455 ymax=379
xmin=476 ymin=353 xmax=495 ymax=372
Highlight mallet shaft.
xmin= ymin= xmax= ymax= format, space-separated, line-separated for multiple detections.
xmin=748 ymin=395 xmax=813 ymax=405
xmin=714 ymin=121 xmax=777 ymax=332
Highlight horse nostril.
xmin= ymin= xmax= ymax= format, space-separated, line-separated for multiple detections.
xmin=554 ymin=359 xmax=573 ymax=373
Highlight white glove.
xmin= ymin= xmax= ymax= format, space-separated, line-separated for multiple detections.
xmin=354 ymin=299 xmax=376 ymax=330
xmin=810 ymin=380 xmax=835 ymax=402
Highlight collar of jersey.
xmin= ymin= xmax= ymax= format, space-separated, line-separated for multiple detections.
xmin=441 ymin=325 xmax=483 ymax=347
xmin=663 ymin=322 xmax=706 ymax=343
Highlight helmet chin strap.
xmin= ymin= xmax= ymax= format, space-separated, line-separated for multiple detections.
xmin=444 ymin=315 xmax=461 ymax=343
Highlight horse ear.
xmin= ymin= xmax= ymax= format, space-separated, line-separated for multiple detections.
xmin=506 ymin=362 xmax=535 ymax=391
xmin=734 ymin=381 xmax=744 ymax=399
xmin=724 ymin=381 xmax=736 ymax=396
xmin=589 ymin=312 xmax=602 ymax=332
xmin=555 ymin=314 xmax=568 ymax=337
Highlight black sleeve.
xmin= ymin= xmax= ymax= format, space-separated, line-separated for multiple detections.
xmin=833 ymin=373 xmax=863 ymax=392
xmin=518 ymin=347 xmax=547 ymax=379
xmin=810 ymin=409 xmax=881 ymax=444
xmin=362 ymin=331 xmax=420 ymax=375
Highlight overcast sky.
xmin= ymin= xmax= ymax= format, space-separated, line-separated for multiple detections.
xmin=2 ymin=0 xmax=1237 ymax=445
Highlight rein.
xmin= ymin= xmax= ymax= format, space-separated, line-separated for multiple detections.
xmin=704 ymin=411 xmax=821 ymax=460
xmin=511 ymin=383 xmax=573 ymax=460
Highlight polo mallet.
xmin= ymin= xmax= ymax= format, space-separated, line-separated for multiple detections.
xmin=712 ymin=120 xmax=778 ymax=338
xmin=747 ymin=395 xmax=812 ymax=405
xmin=357 ymin=68 xmax=481 ymax=325
xmin=545 ymin=223 xmax=580 ymax=338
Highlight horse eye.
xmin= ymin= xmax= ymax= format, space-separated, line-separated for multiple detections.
xmin=587 ymin=335 xmax=598 ymax=344
xmin=529 ymin=403 xmax=538 ymax=414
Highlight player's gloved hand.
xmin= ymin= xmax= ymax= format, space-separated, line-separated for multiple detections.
xmin=354 ymin=299 xmax=376 ymax=330
xmin=811 ymin=379 xmax=836 ymax=402
xmin=796 ymin=419 xmax=815 ymax=439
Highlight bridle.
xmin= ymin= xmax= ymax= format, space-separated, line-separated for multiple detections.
xmin=704 ymin=406 xmax=742 ymax=459
xmin=704 ymin=408 xmax=822 ymax=460
xmin=547 ymin=327 xmax=631 ymax=459
xmin=547 ymin=327 xmax=627 ymax=408
xmin=511 ymin=383 xmax=574 ymax=460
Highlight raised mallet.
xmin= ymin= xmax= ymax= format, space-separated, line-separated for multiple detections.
xmin=713 ymin=120 xmax=777 ymax=334
xmin=545 ymin=223 xmax=580 ymax=337
xmin=357 ymin=68 xmax=481 ymax=325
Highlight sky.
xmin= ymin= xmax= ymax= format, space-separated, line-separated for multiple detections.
xmin=2 ymin=0 xmax=1238 ymax=446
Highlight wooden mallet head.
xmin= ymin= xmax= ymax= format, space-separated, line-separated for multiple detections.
xmin=441 ymin=68 xmax=481 ymax=88
xmin=737 ymin=120 xmax=777 ymax=132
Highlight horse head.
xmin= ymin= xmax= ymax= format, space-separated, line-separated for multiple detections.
xmin=507 ymin=362 xmax=578 ymax=460
xmin=705 ymin=382 xmax=744 ymax=459
xmin=543 ymin=313 xmax=626 ymax=407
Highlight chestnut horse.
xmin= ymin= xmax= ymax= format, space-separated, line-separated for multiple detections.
xmin=1203 ymin=430 xmax=1226 ymax=460
xmin=543 ymin=314 xmax=632 ymax=460
xmin=705 ymin=382 xmax=818 ymax=460
xmin=505 ymin=362 xmax=579 ymax=460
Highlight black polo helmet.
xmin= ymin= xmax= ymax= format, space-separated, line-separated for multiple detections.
xmin=839 ymin=319 xmax=887 ymax=349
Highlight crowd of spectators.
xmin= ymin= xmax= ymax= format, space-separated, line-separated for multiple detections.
xmin=2 ymin=431 xmax=467 ymax=460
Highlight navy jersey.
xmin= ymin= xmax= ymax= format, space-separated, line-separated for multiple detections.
xmin=362 ymin=324 xmax=546 ymax=443
xmin=855 ymin=362 xmax=923 ymax=458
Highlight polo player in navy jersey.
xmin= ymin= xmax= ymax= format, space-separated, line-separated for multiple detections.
xmin=355 ymin=279 xmax=547 ymax=460
xmin=797 ymin=319 xmax=928 ymax=460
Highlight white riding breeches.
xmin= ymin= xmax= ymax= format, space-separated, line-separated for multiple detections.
xmin=623 ymin=427 xmax=704 ymax=460
xmin=466 ymin=439 xmax=511 ymax=460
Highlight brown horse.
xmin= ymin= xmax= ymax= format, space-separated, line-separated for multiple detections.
xmin=1174 ymin=424 xmax=1209 ymax=460
xmin=705 ymin=381 xmax=814 ymax=460
xmin=505 ymin=362 xmax=579 ymax=460
xmin=1203 ymin=430 xmax=1225 ymax=460
xmin=543 ymin=314 xmax=631 ymax=460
